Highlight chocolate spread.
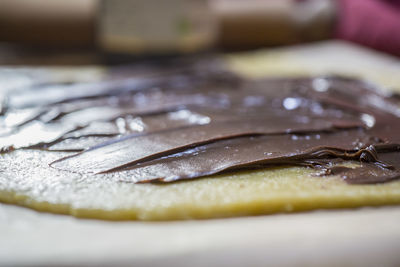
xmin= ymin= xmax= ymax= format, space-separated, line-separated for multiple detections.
xmin=2 ymin=58 xmax=400 ymax=184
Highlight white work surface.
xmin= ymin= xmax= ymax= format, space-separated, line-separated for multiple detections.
xmin=1 ymin=204 xmax=400 ymax=267
xmin=1 ymin=41 xmax=400 ymax=266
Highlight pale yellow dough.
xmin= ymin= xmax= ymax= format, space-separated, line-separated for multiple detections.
xmin=1 ymin=149 xmax=400 ymax=220
xmin=1 ymin=41 xmax=400 ymax=220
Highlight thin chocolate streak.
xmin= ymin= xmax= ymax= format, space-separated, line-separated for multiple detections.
xmin=119 ymin=131 xmax=398 ymax=184
xmin=1 ymin=59 xmax=400 ymax=184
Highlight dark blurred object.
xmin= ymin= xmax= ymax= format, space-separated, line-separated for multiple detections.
xmin=0 ymin=0 xmax=95 ymax=47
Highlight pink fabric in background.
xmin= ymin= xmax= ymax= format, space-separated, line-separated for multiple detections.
xmin=335 ymin=0 xmax=400 ymax=57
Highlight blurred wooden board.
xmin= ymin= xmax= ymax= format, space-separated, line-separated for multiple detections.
xmin=1 ymin=41 xmax=400 ymax=266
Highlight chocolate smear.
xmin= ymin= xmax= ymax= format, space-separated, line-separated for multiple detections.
xmin=1 ymin=59 xmax=400 ymax=184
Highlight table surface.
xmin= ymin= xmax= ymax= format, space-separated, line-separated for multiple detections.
xmin=1 ymin=41 xmax=400 ymax=267
xmin=1 ymin=203 xmax=400 ymax=267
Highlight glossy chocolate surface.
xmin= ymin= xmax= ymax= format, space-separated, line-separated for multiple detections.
xmin=2 ymin=58 xmax=400 ymax=184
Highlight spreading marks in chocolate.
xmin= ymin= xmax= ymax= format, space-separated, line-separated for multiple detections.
xmin=2 ymin=58 xmax=400 ymax=184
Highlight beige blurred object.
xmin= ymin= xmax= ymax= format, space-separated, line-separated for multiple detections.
xmin=98 ymin=0 xmax=217 ymax=54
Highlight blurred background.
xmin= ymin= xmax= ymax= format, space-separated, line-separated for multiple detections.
xmin=0 ymin=0 xmax=399 ymax=65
